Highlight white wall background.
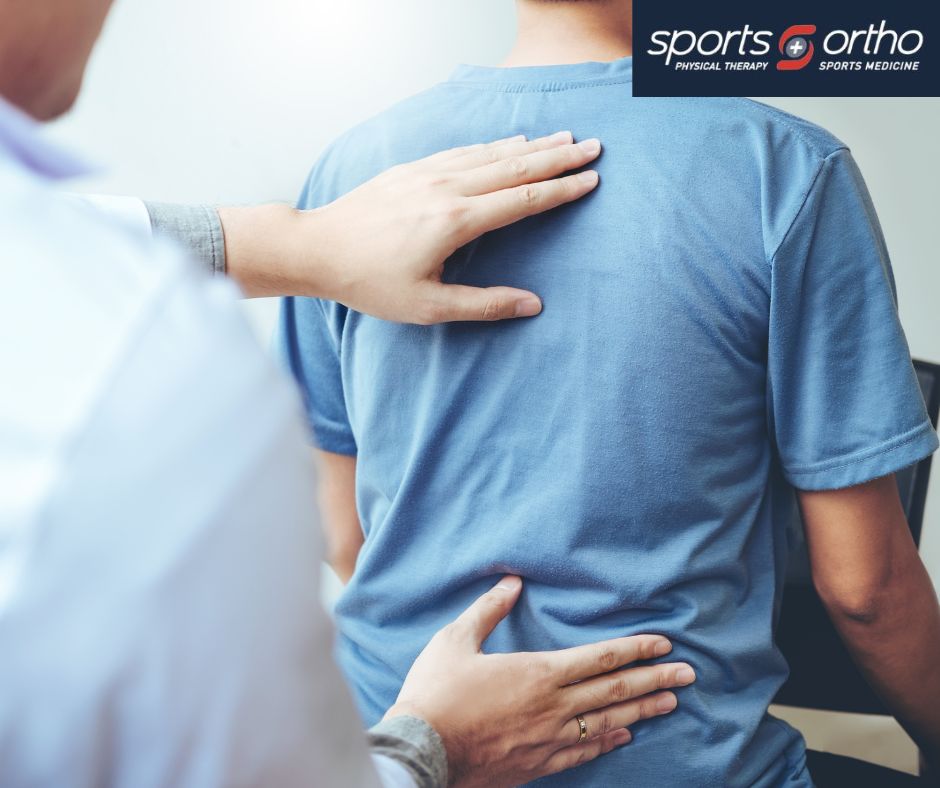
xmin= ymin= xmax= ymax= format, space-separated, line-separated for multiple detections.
xmin=50 ymin=0 xmax=940 ymax=774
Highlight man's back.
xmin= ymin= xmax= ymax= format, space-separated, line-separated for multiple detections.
xmin=280 ymin=57 xmax=936 ymax=785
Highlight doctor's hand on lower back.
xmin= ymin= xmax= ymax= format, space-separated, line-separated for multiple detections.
xmin=218 ymin=132 xmax=601 ymax=322
xmin=385 ymin=576 xmax=696 ymax=788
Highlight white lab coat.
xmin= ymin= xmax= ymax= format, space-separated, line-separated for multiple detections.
xmin=0 ymin=95 xmax=411 ymax=787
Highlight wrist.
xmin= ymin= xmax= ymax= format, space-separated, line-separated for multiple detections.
xmin=383 ymin=701 xmax=428 ymax=725
xmin=219 ymin=203 xmax=335 ymax=299
xmin=291 ymin=200 xmax=366 ymax=304
xmin=384 ymin=705 xmax=469 ymax=787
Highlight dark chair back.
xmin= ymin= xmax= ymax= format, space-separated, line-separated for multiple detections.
xmin=774 ymin=358 xmax=940 ymax=713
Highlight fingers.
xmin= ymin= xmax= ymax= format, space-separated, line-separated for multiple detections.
xmin=416 ymin=283 xmax=542 ymax=324
xmin=570 ymin=690 xmax=680 ymax=745
xmin=541 ymin=728 xmax=633 ymax=779
xmin=464 ymin=170 xmax=600 ymax=238
xmin=546 ymin=634 xmax=674 ymax=686
xmin=442 ymin=131 xmax=573 ymax=172
xmin=536 ymin=666 xmax=690 ymax=780
xmin=448 ymin=575 xmax=523 ymax=647
xmin=563 ymin=662 xmax=696 ymax=716
xmin=457 ymin=139 xmax=602 ymax=197
xmin=422 ymin=134 xmax=527 ymax=167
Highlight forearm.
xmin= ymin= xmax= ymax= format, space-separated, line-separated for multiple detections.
xmin=217 ymin=203 xmax=341 ymax=299
xmin=824 ymin=557 xmax=940 ymax=764
xmin=146 ymin=202 xmax=337 ymax=299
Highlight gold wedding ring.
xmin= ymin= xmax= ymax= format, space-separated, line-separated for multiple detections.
xmin=575 ymin=713 xmax=588 ymax=743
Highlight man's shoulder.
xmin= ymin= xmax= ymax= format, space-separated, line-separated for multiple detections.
xmin=305 ymin=90 xmax=849 ymax=194
xmin=641 ymin=98 xmax=850 ymax=260
xmin=735 ymin=98 xmax=847 ymax=160
xmin=0 ymin=174 xmax=175 ymax=310
xmin=0 ymin=174 xmax=239 ymax=461
xmin=296 ymin=83 xmax=470 ymax=207
xmin=653 ymin=97 xmax=847 ymax=163
xmin=0 ymin=183 xmax=188 ymax=359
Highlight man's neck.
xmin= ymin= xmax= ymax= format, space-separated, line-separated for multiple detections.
xmin=502 ymin=1 xmax=633 ymax=67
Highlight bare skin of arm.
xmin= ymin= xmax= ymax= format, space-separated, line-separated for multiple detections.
xmin=314 ymin=450 xmax=362 ymax=583
xmin=799 ymin=474 xmax=940 ymax=767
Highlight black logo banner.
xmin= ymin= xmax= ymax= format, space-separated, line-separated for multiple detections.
xmin=633 ymin=0 xmax=939 ymax=96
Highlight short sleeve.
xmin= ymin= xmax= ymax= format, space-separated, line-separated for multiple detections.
xmin=767 ymin=148 xmax=938 ymax=491
xmin=274 ymin=152 xmax=358 ymax=457
xmin=277 ymin=296 xmax=357 ymax=456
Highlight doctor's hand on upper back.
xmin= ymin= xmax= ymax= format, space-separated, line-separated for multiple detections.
xmin=219 ymin=132 xmax=601 ymax=322
xmin=385 ymin=576 xmax=695 ymax=787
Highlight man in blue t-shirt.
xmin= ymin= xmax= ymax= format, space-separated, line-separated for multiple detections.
xmin=278 ymin=1 xmax=940 ymax=784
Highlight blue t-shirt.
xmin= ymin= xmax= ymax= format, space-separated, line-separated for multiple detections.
xmin=278 ymin=57 xmax=938 ymax=787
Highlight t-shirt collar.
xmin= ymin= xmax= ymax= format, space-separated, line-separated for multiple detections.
xmin=449 ymin=56 xmax=633 ymax=88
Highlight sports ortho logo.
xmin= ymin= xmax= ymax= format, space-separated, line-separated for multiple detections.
xmin=777 ymin=24 xmax=817 ymax=70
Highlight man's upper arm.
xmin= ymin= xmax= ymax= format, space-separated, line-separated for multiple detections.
xmin=315 ymin=449 xmax=363 ymax=583
xmin=797 ymin=475 xmax=916 ymax=616
xmin=277 ymin=295 xmax=357 ymax=456
xmin=767 ymin=147 xmax=938 ymax=491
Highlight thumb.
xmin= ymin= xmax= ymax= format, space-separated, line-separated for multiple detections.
xmin=425 ymin=283 xmax=542 ymax=323
xmin=452 ymin=575 xmax=523 ymax=649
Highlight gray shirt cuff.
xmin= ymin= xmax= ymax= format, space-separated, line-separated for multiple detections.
xmin=368 ymin=716 xmax=448 ymax=788
xmin=144 ymin=202 xmax=225 ymax=277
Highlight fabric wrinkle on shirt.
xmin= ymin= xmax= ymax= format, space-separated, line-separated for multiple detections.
xmin=277 ymin=56 xmax=938 ymax=787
